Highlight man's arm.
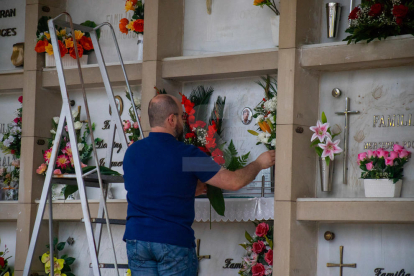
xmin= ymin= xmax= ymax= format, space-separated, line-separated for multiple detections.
xmin=206 ymin=150 xmax=275 ymax=191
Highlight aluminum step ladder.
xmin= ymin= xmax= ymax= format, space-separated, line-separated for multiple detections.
xmin=23 ymin=12 xmax=143 ymax=276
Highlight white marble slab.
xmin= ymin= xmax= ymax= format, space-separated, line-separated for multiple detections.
xmin=0 ymin=222 xmax=17 ymax=269
xmin=318 ymin=224 xmax=414 ymax=276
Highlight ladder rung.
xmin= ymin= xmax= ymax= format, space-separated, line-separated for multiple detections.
xmin=52 ymin=174 xmax=124 ymax=187
xmin=89 ymin=263 xmax=129 ymax=269
xmin=83 ymin=218 xmax=127 ymax=225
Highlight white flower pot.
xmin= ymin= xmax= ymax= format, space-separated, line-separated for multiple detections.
xmin=270 ymin=15 xmax=280 ymax=47
xmin=364 ymin=179 xmax=402 ymax=197
xmin=45 ymin=53 xmax=88 ymax=68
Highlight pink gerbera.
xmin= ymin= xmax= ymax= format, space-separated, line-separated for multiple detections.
xmin=310 ymin=120 xmax=331 ymax=142
xmin=318 ymin=138 xmax=343 ymax=160
xmin=61 ymin=142 xmax=73 ymax=157
xmin=43 ymin=148 xmax=53 ymax=164
xmin=56 ymin=154 xmax=70 ymax=169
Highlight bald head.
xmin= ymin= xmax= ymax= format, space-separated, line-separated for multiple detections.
xmin=148 ymin=94 xmax=180 ymax=128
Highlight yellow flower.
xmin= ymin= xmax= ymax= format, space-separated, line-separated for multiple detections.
xmin=126 ymin=20 xmax=135 ymax=31
xmin=4 ymin=273 xmax=9 ymax=276
xmin=74 ymin=30 xmax=84 ymax=40
xmin=45 ymin=258 xmax=65 ymax=273
xmin=44 ymin=31 xmax=51 ymax=40
xmin=41 ymin=252 xmax=50 ymax=264
xmin=125 ymin=0 xmax=135 ymax=11
xmin=45 ymin=43 xmax=54 ymax=55
xmin=59 ymin=28 xmax=66 ymax=36
xmin=65 ymin=38 xmax=74 ymax=49
xmin=127 ymin=269 xmax=131 ymax=276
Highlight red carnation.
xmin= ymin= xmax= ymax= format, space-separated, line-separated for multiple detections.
xmin=80 ymin=36 xmax=94 ymax=51
xmin=192 ymin=121 xmax=206 ymax=129
xmin=214 ymin=155 xmax=225 ymax=165
xmin=252 ymin=240 xmax=265 ymax=254
xmin=69 ymin=43 xmax=83 ymax=59
xmin=265 ymin=249 xmax=273 ymax=266
xmin=251 ymin=263 xmax=266 ymax=276
xmin=368 ymin=3 xmax=382 ymax=16
xmin=0 ymin=257 xmax=4 ymax=268
xmin=18 ymin=96 xmax=23 ymax=103
xmin=205 ymin=137 xmax=216 ymax=150
xmin=198 ymin=146 xmax=209 ymax=153
xmin=13 ymin=118 xmax=20 ymax=124
xmin=348 ymin=6 xmax=360 ymax=20
xmin=58 ymin=40 xmax=67 ymax=58
xmin=396 ymin=17 xmax=403 ymax=25
xmin=185 ymin=133 xmax=196 ymax=140
xmin=11 ymin=150 xmax=16 ymax=155
xmin=393 ymin=4 xmax=409 ymax=18
xmin=133 ymin=19 xmax=144 ymax=33
xmin=211 ymin=148 xmax=223 ymax=158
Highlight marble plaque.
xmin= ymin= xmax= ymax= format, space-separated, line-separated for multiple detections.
xmin=318 ymin=65 xmax=414 ymax=198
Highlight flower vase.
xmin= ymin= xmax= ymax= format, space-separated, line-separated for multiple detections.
xmin=270 ymin=15 xmax=280 ymax=47
xmin=137 ymin=34 xmax=144 ymax=61
xmin=319 ymin=157 xmax=334 ymax=192
xmin=52 ymin=184 xmax=66 ymax=200
xmin=326 ymin=3 xmax=341 ymax=38
xmin=45 ymin=53 xmax=89 ymax=68
xmin=364 ymin=179 xmax=402 ymax=197
xmin=4 ymin=187 xmax=18 ymax=200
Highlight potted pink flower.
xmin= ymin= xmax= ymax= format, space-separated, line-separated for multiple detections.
xmin=358 ymin=144 xmax=411 ymax=197
xmin=310 ymin=112 xmax=342 ymax=192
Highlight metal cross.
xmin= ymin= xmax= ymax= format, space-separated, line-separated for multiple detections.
xmin=196 ymin=239 xmax=210 ymax=275
xmin=327 ymin=246 xmax=357 ymax=276
xmin=335 ymin=97 xmax=359 ymax=184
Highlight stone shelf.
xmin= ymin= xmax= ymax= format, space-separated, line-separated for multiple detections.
xmin=300 ymin=35 xmax=414 ymax=71
xmin=42 ymin=61 xmax=142 ymax=89
xmin=162 ymin=48 xmax=278 ymax=81
xmin=297 ymin=198 xmax=414 ymax=223
xmin=0 ymin=69 xmax=24 ymax=92
xmin=0 ymin=201 xmax=19 ymax=221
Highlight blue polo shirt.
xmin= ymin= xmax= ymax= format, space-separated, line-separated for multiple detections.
xmin=123 ymin=132 xmax=221 ymax=248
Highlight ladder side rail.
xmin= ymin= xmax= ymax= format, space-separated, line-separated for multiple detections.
xmin=48 ymin=186 xmax=55 ymax=276
xmin=22 ymin=108 xmax=66 ymax=276
xmin=49 ymin=15 xmax=103 ymax=275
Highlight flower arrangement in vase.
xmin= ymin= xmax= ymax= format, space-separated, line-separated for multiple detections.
xmin=239 ymin=222 xmax=273 ymax=276
xmin=248 ymin=76 xmax=277 ymax=151
xmin=0 ymin=160 xmax=20 ymax=200
xmin=157 ymin=86 xmax=250 ymax=217
xmin=358 ymin=144 xmax=411 ymax=197
xmin=0 ymin=96 xmax=22 ymax=159
xmin=310 ymin=112 xmax=342 ymax=192
xmin=253 ymin=0 xmax=280 ymax=46
xmin=119 ymin=0 xmax=145 ymax=60
xmin=344 ymin=0 xmax=414 ymax=44
xmin=34 ymin=16 xmax=98 ymax=67
xmin=36 ymin=107 xmax=120 ymax=199
xmin=39 ymin=238 xmax=76 ymax=276
xmin=0 ymin=238 xmax=13 ymax=276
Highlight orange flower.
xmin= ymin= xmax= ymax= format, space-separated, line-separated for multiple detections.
xmin=34 ymin=40 xmax=48 ymax=53
xmin=65 ymin=38 xmax=74 ymax=49
xmin=133 ymin=19 xmax=144 ymax=33
xmin=69 ymin=44 xmax=83 ymax=59
xmin=58 ymin=40 xmax=68 ymax=57
xmin=125 ymin=0 xmax=135 ymax=11
xmin=254 ymin=0 xmax=267 ymax=5
xmin=36 ymin=163 xmax=47 ymax=175
xmin=119 ymin=18 xmax=129 ymax=34
xmin=80 ymin=36 xmax=93 ymax=51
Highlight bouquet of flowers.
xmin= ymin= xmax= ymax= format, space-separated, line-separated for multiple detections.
xmin=310 ymin=112 xmax=343 ymax=166
xmin=253 ymin=0 xmax=280 ymax=15
xmin=0 ymin=238 xmax=12 ymax=275
xmin=248 ymin=76 xmax=277 ymax=150
xmin=39 ymin=238 xmax=76 ymax=276
xmin=344 ymin=0 xmax=414 ymax=44
xmin=123 ymin=89 xmax=142 ymax=145
xmin=119 ymin=0 xmax=145 ymax=35
xmin=158 ymin=86 xmax=250 ymax=216
xmin=0 ymin=96 xmax=22 ymax=159
xmin=0 ymin=160 xmax=20 ymax=200
xmin=358 ymin=144 xmax=411 ymax=183
xmin=34 ymin=16 xmax=98 ymax=59
xmin=239 ymin=222 xmax=273 ymax=276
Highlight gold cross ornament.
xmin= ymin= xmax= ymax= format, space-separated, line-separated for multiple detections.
xmin=327 ymin=246 xmax=357 ymax=276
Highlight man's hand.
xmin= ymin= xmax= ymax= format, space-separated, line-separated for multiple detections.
xmin=256 ymin=150 xmax=276 ymax=169
xmin=195 ymin=180 xmax=207 ymax=196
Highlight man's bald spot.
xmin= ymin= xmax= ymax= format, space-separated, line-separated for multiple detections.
xmin=148 ymin=94 xmax=180 ymax=128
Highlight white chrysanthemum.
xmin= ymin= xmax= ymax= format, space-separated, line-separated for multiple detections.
xmin=78 ymin=143 xmax=84 ymax=151
xmin=256 ymin=115 xmax=264 ymax=124
xmin=269 ymin=115 xmax=276 ymax=124
xmin=271 ymin=139 xmax=276 ymax=147
xmin=10 ymin=127 xmax=21 ymax=135
xmin=50 ymin=129 xmax=56 ymax=134
xmin=53 ymin=117 xmax=60 ymax=124
xmin=257 ymin=133 xmax=268 ymax=144
xmin=72 ymin=109 xmax=79 ymax=119
xmin=3 ymin=139 xmax=11 ymax=147
xmin=74 ymin=121 xmax=83 ymax=130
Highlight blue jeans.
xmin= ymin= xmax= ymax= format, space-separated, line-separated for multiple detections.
xmin=126 ymin=240 xmax=198 ymax=276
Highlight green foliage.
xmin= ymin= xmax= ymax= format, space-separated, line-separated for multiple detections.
xmin=209 ymin=96 xmax=226 ymax=136
xmin=223 ymin=140 xmax=250 ymax=171
xmin=207 ymin=185 xmax=225 ymax=216
xmin=189 ymin=85 xmax=215 ymax=123
xmin=80 ymin=20 xmax=100 ymax=40
xmin=36 ymin=16 xmax=51 ymax=36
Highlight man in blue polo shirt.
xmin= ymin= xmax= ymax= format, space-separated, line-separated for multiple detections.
xmin=123 ymin=94 xmax=275 ymax=276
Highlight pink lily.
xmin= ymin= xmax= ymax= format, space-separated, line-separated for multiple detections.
xmin=376 ymin=148 xmax=389 ymax=158
xmin=318 ymin=138 xmax=343 ymax=160
xmin=310 ymin=120 xmax=332 ymax=142
xmin=385 ymin=157 xmax=394 ymax=166
xmin=366 ymin=162 xmax=374 ymax=171
xmin=367 ymin=150 xmax=377 ymax=158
